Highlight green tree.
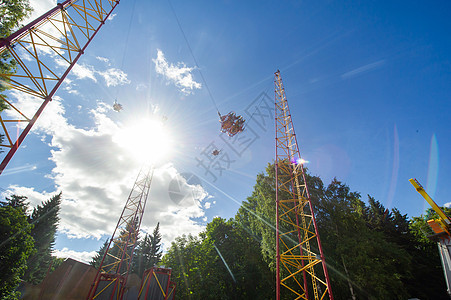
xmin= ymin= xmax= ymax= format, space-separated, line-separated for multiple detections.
xmin=23 ymin=193 xmax=62 ymax=284
xmin=0 ymin=196 xmax=34 ymax=299
xmin=133 ymin=222 xmax=162 ymax=276
xmin=236 ymin=163 xmax=436 ymax=299
xmin=235 ymin=164 xmax=277 ymax=271
xmin=90 ymin=239 xmax=110 ymax=269
xmin=0 ymin=0 xmax=33 ymax=111
xmin=162 ymin=234 xmax=212 ymax=299
xmin=162 ymin=218 xmax=273 ymax=299
xmin=316 ymin=179 xmax=411 ymax=299
xmin=408 ymin=208 xmax=449 ymax=299
xmin=163 ymin=162 xmax=450 ymax=299
xmin=206 ymin=217 xmax=273 ymax=299
xmin=91 ymin=219 xmax=140 ymax=275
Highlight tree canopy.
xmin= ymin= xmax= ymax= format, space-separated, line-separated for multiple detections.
xmin=23 ymin=193 xmax=62 ymax=284
xmin=163 ymin=163 xmax=449 ymax=299
xmin=0 ymin=196 xmax=34 ymax=299
xmin=0 ymin=192 xmax=62 ymax=298
xmin=0 ymin=0 xmax=33 ymax=111
xmin=132 ymin=222 xmax=163 ymax=276
xmin=91 ymin=222 xmax=164 ymax=278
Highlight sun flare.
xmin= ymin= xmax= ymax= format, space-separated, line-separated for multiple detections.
xmin=114 ymin=118 xmax=173 ymax=164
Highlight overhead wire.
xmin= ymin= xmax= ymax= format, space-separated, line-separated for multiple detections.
xmin=120 ymin=0 xmax=137 ymax=70
xmin=114 ymin=0 xmax=138 ymax=102
xmin=167 ymin=0 xmax=220 ymax=113
xmin=168 ymin=0 xmax=271 ymax=138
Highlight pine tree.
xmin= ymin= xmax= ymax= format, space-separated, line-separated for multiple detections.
xmin=132 ymin=223 xmax=162 ymax=276
xmin=0 ymin=195 xmax=34 ymax=299
xmin=90 ymin=239 xmax=111 ymax=270
xmin=91 ymin=218 xmax=141 ymax=276
xmin=23 ymin=193 xmax=62 ymax=284
xmin=148 ymin=223 xmax=162 ymax=267
xmin=1 ymin=195 xmax=28 ymax=213
xmin=133 ymin=234 xmax=150 ymax=276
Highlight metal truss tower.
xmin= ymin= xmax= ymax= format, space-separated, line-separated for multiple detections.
xmin=0 ymin=0 xmax=120 ymax=175
xmin=274 ymin=70 xmax=333 ymax=300
xmin=86 ymin=166 xmax=154 ymax=300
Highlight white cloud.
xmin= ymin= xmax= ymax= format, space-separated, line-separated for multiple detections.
xmin=5 ymin=98 xmax=209 ymax=248
xmin=28 ymin=0 xmax=57 ymax=23
xmin=72 ymin=64 xmax=98 ymax=82
xmin=1 ymin=185 xmax=53 ymax=213
xmin=64 ymin=86 xmax=79 ymax=95
xmin=96 ymin=56 xmax=110 ymax=64
xmin=136 ymin=83 xmax=147 ymax=91
xmin=97 ymin=68 xmax=131 ymax=87
xmin=53 ymin=248 xmax=97 ymax=264
xmin=55 ymin=59 xmax=130 ymax=88
xmin=204 ymin=202 xmax=211 ymax=209
xmin=5 ymin=91 xmax=68 ymax=134
xmin=20 ymin=1 xmax=67 ymax=56
xmin=153 ymin=49 xmax=201 ymax=94
xmin=55 ymin=59 xmax=97 ymax=83
xmin=21 ymin=1 xmax=126 ymax=90
xmin=108 ymin=13 xmax=117 ymax=21
xmin=62 ymin=78 xmax=80 ymax=95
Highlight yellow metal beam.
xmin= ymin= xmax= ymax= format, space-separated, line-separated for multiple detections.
xmin=409 ymin=178 xmax=451 ymax=225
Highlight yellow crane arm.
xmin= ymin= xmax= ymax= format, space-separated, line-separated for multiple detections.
xmin=409 ymin=178 xmax=450 ymax=224
xmin=409 ymin=178 xmax=451 ymax=235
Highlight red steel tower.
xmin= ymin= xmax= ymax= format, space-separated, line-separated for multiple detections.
xmin=0 ymin=0 xmax=120 ymax=175
xmin=86 ymin=166 xmax=154 ymax=300
xmin=274 ymin=70 xmax=333 ymax=300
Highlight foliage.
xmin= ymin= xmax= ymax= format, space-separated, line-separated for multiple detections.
xmin=132 ymin=222 xmax=163 ymax=276
xmin=0 ymin=0 xmax=33 ymax=151
xmin=22 ymin=193 xmax=62 ymax=285
xmin=0 ymin=192 xmax=63 ymax=298
xmin=162 ymin=234 xmax=210 ymax=299
xmin=162 ymin=218 xmax=273 ymax=299
xmin=316 ymin=180 xmax=411 ymax=299
xmin=90 ymin=239 xmax=109 ymax=269
xmin=230 ymin=163 xmax=448 ymax=299
xmin=0 ymin=196 xmax=34 ymax=299
xmin=96 ymin=163 xmax=450 ymax=299
xmin=0 ymin=0 xmax=33 ymax=111
xmin=91 ymin=221 xmax=163 ymax=278
xmin=0 ymin=0 xmax=32 ymax=37
xmin=408 ymin=207 xmax=451 ymax=299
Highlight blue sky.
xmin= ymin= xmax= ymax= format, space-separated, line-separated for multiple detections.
xmin=1 ymin=0 xmax=450 ymax=262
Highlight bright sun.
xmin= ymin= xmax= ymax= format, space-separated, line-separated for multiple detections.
xmin=114 ymin=118 xmax=173 ymax=164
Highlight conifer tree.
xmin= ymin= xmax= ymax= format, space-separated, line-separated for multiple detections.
xmin=0 ymin=195 xmax=34 ymax=299
xmin=91 ymin=218 xmax=140 ymax=275
xmin=2 ymin=195 xmax=28 ymax=213
xmin=90 ymin=239 xmax=110 ymax=269
xmin=132 ymin=223 xmax=162 ymax=276
xmin=23 ymin=193 xmax=62 ymax=284
xmin=148 ymin=222 xmax=162 ymax=266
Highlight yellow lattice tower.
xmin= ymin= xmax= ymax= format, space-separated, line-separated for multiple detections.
xmin=274 ymin=70 xmax=333 ymax=300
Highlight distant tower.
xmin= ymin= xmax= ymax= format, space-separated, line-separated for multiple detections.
xmin=274 ymin=70 xmax=333 ymax=300
xmin=86 ymin=166 xmax=154 ymax=300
